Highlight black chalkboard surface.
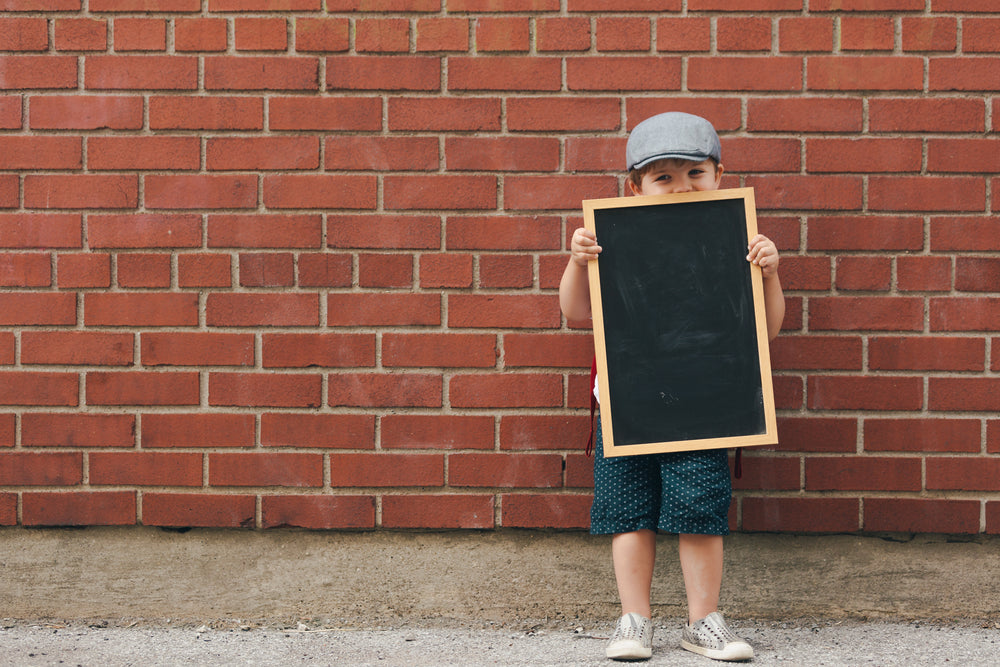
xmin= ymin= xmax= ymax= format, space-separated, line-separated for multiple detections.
xmin=583 ymin=187 xmax=777 ymax=457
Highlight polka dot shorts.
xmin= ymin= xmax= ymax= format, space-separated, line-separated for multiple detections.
xmin=590 ymin=417 xmax=732 ymax=536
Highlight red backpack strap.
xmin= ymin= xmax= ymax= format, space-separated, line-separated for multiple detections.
xmin=586 ymin=355 xmax=597 ymax=456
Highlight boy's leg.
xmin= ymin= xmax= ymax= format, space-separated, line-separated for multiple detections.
xmin=677 ymin=533 xmax=723 ymax=624
xmin=612 ymin=528 xmax=656 ymax=618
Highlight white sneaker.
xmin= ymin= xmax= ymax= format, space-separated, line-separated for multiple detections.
xmin=606 ymin=612 xmax=653 ymax=661
xmin=681 ymin=611 xmax=754 ymax=661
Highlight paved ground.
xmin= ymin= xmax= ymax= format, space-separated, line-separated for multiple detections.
xmin=2 ymin=618 xmax=998 ymax=666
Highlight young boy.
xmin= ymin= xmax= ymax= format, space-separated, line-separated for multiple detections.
xmin=559 ymin=112 xmax=785 ymax=662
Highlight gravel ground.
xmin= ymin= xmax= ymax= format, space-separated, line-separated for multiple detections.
xmin=1 ymin=618 xmax=998 ymax=667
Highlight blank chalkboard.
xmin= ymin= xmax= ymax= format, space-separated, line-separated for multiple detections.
xmin=583 ymin=187 xmax=777 ymax=457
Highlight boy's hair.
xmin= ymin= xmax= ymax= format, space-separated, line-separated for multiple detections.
xmin=627 ymin=156 xmax=721 ymax=189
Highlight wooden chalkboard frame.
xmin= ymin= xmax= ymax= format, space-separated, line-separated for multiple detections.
xmin=583 ymin=187 xmax=777 ymax=457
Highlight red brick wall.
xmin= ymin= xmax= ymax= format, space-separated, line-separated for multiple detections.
xmin=1 ymin=0 xmax=998 ymax=534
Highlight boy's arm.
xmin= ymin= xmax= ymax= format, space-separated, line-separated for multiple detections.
xmin=748 ymin=234 xmax=785 ymax=341
xmin=559 ymin=228 xmax=601 ymax=321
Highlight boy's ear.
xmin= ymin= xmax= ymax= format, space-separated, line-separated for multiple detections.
xmin=714 ymin=162 xmax=725 ymax=184
xmin=627 ymin=179 xmax=642 ymax=196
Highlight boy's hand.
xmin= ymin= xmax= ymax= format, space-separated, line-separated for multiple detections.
xmin=747 ymin=234 xmax=779 ymax=278
xmin=570 ymin=228 xmax=602 ymax=267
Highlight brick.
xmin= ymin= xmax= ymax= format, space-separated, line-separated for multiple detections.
xmin=721 ymin=137 xmax=801 ymax=173
xmin=503 ymin=333 xmax=593 ymax=368
xmin=0 ymin=136 xmax=80 ymax=169
xmin=261 ymin=413 xmax=375 ymax=449
xmin=747 ymin=98 xmax=862 ymax=132
xmin=54 ymin=18 xmax=108 ymax=52
xmin=565 ymin=454 xmax=593 ymax=488
xmin=870 ymin=98 xmax=984 ymax=133
xmin=446 ymin=216 xmax=561 ymax=251
xmin=595 ymin=17 xmax=650 ymax=52
xmin=0 ymin=293 xmax=76 ymax=326
xmin=931 ymin=297 xmax=1000 ymax=332
xmin=732 ymin=455 xmax=799 ymax=491
xmin=326 ymin=137 xmax=438 ymax=170
xmin=326 ymin=56 xmax=440 ymax=91
xmin=742 ymin=498 xmax=858 ymax=533
xmin=929 ymin=377 xmax=1000 ymax=412
xmin=21 ymin=413 xmax=132 ymax=448
xmin=23 ymin=491 xmax=135 ymax=527
xmin=419 ymin=253 xmax=473 ymax=288
xmin=88 ymin=136 xmax=200 ymax=171
xmin=209 ymin=0 xmax=318 ymax=10
xmin=149 ymin=96 xmax=263 ymax=130
xmin=690 ymin=56 xmax=801 ymax=91
xmin=294 ymin=18 xmax=349 ymax=53
xmin=328 ymin=373 xmax=442 ymax=408
xmin=328 ymin=293 xmax=440 ymax=326
xmin=84 ymin=293 xmax=198 ymax=327
xmin=382 ymin=495 xmax=494 ymax=529
xmin=93 ymin=0 xmax=200 ymax=9
xmin=356 ymin=18 xmax=410 ymax=53
xmin=870 ymin=336 xmax=983 ymax=372
xmin=327 ymin=215 xmax=439 ymax=249
xmin=927 ymin=458 xmax=1000 ymax=491
xmin=22 ymin=331 xmax=132 ymax=366
xmin=537 ymin=17 xmax=590 ymax=52
xmin=85 ymin=55 xmax=196 ymax=90
xmin=25 ymin=174 xmax=138 ymax=209
xmin=0 ymin=252 xmax=49 ymax=287
xmin=383 ymin=333 xmax=495 ymax=369
xmin=506 ymin=175 xmax=618 ymax=211
xmin=358 ymin=253 xmax=412 ymax=288
xmin=384 ymin=175 xmax=496 ymax=210
xmin=806 ymin=456 xmax=921 ymax=492
xmin=177 ymin=253 xmax=232 ymax=288
xmin=262 ymin=495 xmax=376 ymax=529
xmin=930 ymin=216 xmax=1000 ymax=252
xmin=454 ymin=0 xmax=556 ymax=8
xmin=263 ymin=175 xmax=376 ymax=210
xmin=114 ymin=17 xmax=167 ymax=51
xmin=262 ymin=333 xmax=376 ymax=368
xmin=205 ymin=56 xmax=317 ymax=91
xmin=389 ymin=97 xmax=500 ymax=131
xmin=174 ymin=17 xmax=227 ymax=52
xmin=209 ymin=452 xmax=322 ymax=487
xmin=415 ymin=17 xmax=469 ymax=52
xmin=479 ymin=254 xmax=531 ymax=288
xmin=145 ymin=174 xmax=258 ymax=210
xmin=381 ymin=414 xmax=494 ymax=450
xmin=0 ymin=174 xmax=17 ymax=207
xmin=864 ymin=498 xmax=979 ymax=534
xmin=865 ymin=418 xmax=981 ymax=453
xmin=807 ymin=215 xmax=922 ymax=251
xmin=902 ymin=17 xmax=957 ymax=52
xmin=239 ymin=253 xmax=294 ymax=287
xmin=928 ymin=138 xmax=1000 ymax=173
xmin=450 ymin=373 xmax=562 ymax=408
xmin=142 ymin=413 xmax=255 ymax=448
xmin=963 ymin=18 xmax=1000 ymax=53
xmin=118 ymin=253 xmax=171 ymax=288
xmin=775 ymin=416 xmax=857 ymax=453
xmin=142 ymin=493 xmax=255 ymax=529
xmin=451 ymin=453 xmax=563 ymax=488
xmin=565 ymin=137 xmax=625 ymax=172
xmin=141 ymin=332 xmax=254 ymax=367
xmin=840 ymin=17 xmax=894 ymax=51
xmin=506 ymin=97 xmax=620 ymax=132
xmin=0 ymin=96 xmax=20 ymax=129
xmin=569 ymin=56 xmax=680 ymax=91
xmin=476 ymin=16 xmax=530 ymax=52
xmin=329 ymin=452 xmax=444 ymax=487
xmin=717 ymin=17 xmax=771 ymax=52
xmin=450 ymin=56 xmax=560 ymax=91
xmin=807 ymin=376 xmax=923 ymax=411
xmin=778 ymin=17 xmax=833 ymax=52
xmin=0 ymin=56 xmax=77 ymax=89
xmin=206 ymin=293 xmax=319 ymax=327
xmin=87 ymin=371 xmax=199 ymax=406
xmin=897 ymin=256 xmax=952 ymax=292
xmin=930 ymin=58 xmax=1000 ymax=92
xmin=769 ymin=335 xmax=862 ymax=371
xmin=448 ymin=294 xmax=559 ymax=329
xmin=745 ymin=175 xmax=862 ymax=211
xmin=500 ymin=414 xmax=590 ymax=453
xmin=0 ymin=333 xmax=13 ymax=365
xmin=656 ymin=17 xmax=710 ymax=52
xmin=809 ymin=297 xmax=923 ymax=332
xmin=207 ymin=137 xmax=319 ymax=170
xmin=0 ymin=493 xmax=14 ymax=525
xmin=209 ymin=372 xmax=323 ymax=408
xmin=870 ymin=176 xmax=985 ymax=212
xmin=806 ymin=138 xmax=922 ymax=173
xmin=776 ymin=256 xmax=831 ymax=291
xmin=809 ymin=56 xmax=923 ymax=90
xmin=234 ymin=17 xmax=287 ymax=51
xmin=835 ymin=256 xmax=891 ymax=291
xmin=0 ymin=451 xmax=81 ymax=485
xmin=90 ymin=452 xmax=202 ymax=486
xmin=298 ymin=253 xmax=352 ymax=288
xmin=208 ymin=214 xmax=321 ymax=249
xmin=500 ymin=494 xmax=591 ymax=529
xmin=89 ymin=214 xmax=202 ymax=248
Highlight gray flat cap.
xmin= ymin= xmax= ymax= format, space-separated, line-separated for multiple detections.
xmin=625 ymin=112 xmax=721 ymax=172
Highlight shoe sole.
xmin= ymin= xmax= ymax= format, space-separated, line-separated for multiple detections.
xmin=681 ymin=639 xmax=754 ymax=662
xmin=606 ymin=641 xmax=653 ymax=661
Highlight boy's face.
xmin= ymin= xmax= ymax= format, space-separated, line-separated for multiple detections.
xmin=629 ymin=158 xmax=723 ymax=196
